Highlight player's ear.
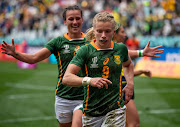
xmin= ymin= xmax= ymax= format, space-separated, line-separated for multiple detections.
xmin=64 ymin=20 xmax=67 ymax=26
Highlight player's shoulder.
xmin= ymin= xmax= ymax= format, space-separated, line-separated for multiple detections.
xmin=114 ymin=42 xmax=127 ymax=49
xmin=48 ymin=36 xmax=63 ymax=43
xmin=77 ymin=43 xmax=90 ymax=51
xmin=114 ymin=42 xmax=126 ymax=46
xmin=75 ymin=43 xmax=93 ymax=55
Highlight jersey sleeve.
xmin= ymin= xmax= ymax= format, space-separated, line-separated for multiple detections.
xmin=44 ymin=37 xmax=60 ymax=54
xmin=70 ymin=45 xmax=87 ymax=68
xmin=121 ymin=43 xmax=129 ymax=62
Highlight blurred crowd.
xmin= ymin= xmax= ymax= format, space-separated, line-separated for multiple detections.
xmin=0 ymin=0 xmax=179 ymax=41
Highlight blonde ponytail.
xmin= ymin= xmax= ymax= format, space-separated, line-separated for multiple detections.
xmin=85 ymin=27 xmax=95 ymax=42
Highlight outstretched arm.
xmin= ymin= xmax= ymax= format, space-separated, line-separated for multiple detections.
xmin=63 ymin=64 xmax=112 ymax=89
xmin=134 ymin=69 xmax=152 ymax=78
xmin=122 ymin=56 xmax=134 ymax=104
xmin=128 ymin=40 xmax=164 ymax=58
xmin=1 ymin=39 xmax=51 ymax=64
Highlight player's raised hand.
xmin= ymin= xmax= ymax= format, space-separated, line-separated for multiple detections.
xmin=143 ymin=40 xmax=164 ymax=57
xmin=89 ymin=77 xmax=112 ymax=89
xmin=1 ymin=39 xmax=16 ymax=56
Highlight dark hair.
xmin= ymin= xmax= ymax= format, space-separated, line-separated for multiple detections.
xmin=62 ymin=5 xmax=83 ymax=21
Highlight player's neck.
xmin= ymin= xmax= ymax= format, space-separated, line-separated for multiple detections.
xmin=68 ymin=32 xmax=82 ymax=39
xmin=95 ymin=40 xmax=112 ymax=49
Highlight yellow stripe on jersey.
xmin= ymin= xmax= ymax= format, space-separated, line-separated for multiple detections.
xmin=55 ymin=51 xmax=63 ymax=95
xmin=117 ymin=75 xmax=122 ymax=108
xmin=121 ymin=69 xmax=124 ymax=76
xmin=83 ymin=64 xmax=89 ymax=115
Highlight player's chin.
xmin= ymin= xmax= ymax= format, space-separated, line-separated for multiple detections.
xmin=71 ymin=29 xmax=81 ymax=34
xmin=72 ymin=27 xmax=80 ymax=31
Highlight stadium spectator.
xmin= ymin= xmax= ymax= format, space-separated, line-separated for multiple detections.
xmin=172 ymin=12 xmax=180 ymax=35
xmin=0 ymin=0 xmax=179 ymax=40
xmin=126 ymin=33 xmax=140 ymax=50
xmin=62 ymin=11 xmax=134 ymax=126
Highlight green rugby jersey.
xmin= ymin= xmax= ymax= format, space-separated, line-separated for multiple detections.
xmin=45 ymin=33 xmax=89 ymax=100
xmin=70 ymin=40 xmax=129 ymax=116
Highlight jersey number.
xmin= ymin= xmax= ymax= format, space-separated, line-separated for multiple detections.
xmin=102 ymin=65 xmax=109 ymax=78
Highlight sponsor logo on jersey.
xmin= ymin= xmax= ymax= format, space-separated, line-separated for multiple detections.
xmin=114 ymin=55 xmax=121 ymax=65
xmin=90 ymin=56 xmax=99 ymax=68
xmin=103 ymin=58 xmax=109 ymax=65
xmin=63 ymin=44 xmax=70 ymax=53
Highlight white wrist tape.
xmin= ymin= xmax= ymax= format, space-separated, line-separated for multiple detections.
xmin=138 ymin=50 xmax=144 ymax=57
xmin=82 ymin=77 xmax=91 ymax=86
xmin=141 ymin=50 xmax=144 ymax=57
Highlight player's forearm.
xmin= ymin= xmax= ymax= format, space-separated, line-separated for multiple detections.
xmin=134 ymin=70 xmax=143 ymax=76
xmin=128 ymin=50 xmax=143 ymax=59
xmin=62 ymin=73 xmax=84 ymax=87
xmin=12 ymin=51 xmax=38 ymax=64
xmin=12 ymin=48 xmax=51 ymax=64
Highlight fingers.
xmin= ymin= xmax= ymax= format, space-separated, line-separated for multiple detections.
xmin=153 ymin=45 xmax=163 ymax=50
xmin=124 ymin=94 xmax=131 ymax=104
xmin=1 ymin=51 xmax=7 ymax=54
xmin=12 ymin=38 xmax=14 ymax=46
xmin=144 ymin=71 xmax=152 ymax=78
xmin=1 ymin=47 xmax=7 ymax=54
xmin=144 ymin=70 xmax=152 ymax=78
xmin=2 ymin=43 xmax=6 ymax=48
xmin=122 ymin=86 xmax=133 ymax=104
xmin=1 ymin=46 xmax=7 ymax=54
xmin=154 ymin=51 xmax=163 ymax=55
xmin=1 ymin=41 xmax=8 ymax=53
xmin=91 ymin=78 xmax=112 ymax=89
xmin=152 ymin=49 xmax=164 ymax=57
xmin=155 ymin=49 xmax=164 ymax=52
xmin=99 ymin=78 xmax=112 ymax=89
xmin=2 ymin=39 xmax=15 ymax=46
xmin=97 ymin=83 xmax=105 ymax=89
xmin=154 ymin=50 xmax=163 ymax=56
xmin=99 ymin=79 xmax=108 ymax=89
xmin=146 ymin=40 xmax=150 ymax=47
xmin=102 ymin=78 xmax=112 ymax=84
xmin=1 ymin=47 xmax=5 ymax=51
xmin=153 ymin=55 xmax=160 ymax=57
xmin=3 ymin=40 xmax=7 ymax=46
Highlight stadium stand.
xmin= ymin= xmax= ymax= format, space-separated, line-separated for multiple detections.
xmin=0 ymin=0 xmax=179 ymax=47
